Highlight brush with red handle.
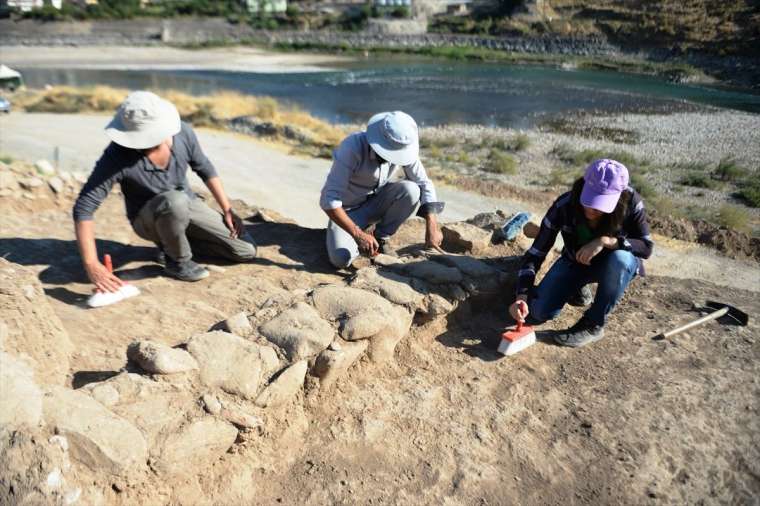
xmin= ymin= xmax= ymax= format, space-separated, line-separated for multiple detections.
xmin=498 ymin=301 xmax=537 ymax=356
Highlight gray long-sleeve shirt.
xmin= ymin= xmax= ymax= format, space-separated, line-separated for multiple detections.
xmin=73 ymin=122 xmax=217 ymax=222
xmin=319 ymin=132 xmax=438 ymax=211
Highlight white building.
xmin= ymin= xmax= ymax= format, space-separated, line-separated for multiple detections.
xmin=4 ymin=0 xmax=61 ymax=10
xmin=246 ymin=0 xmax=287 ymax=14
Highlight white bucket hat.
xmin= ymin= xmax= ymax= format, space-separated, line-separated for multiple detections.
xmin=366 ymin=111 xmax=419 ymax=166
xmin=105 ymin=91 xmax=181 ymax=150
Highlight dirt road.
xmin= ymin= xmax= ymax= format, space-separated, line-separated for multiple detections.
xmin=1 ymin=112 xmax=757 ymax=292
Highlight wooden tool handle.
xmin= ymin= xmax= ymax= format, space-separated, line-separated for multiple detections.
xmin=655 ymin=306 xmax=729 ymax=340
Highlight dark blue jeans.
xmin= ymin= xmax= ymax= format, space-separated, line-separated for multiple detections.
xmin=529 ymin=250 xmax=638 ymax=327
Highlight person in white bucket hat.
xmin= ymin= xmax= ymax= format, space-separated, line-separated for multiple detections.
xmin=73 ymin=91 xmax=256 ymax=290
xmin=319 ymin=111 xmax=445 ymax=268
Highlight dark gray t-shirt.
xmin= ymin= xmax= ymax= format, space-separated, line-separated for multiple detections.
xmin=73 ymin=122 xmax=217 ymax=222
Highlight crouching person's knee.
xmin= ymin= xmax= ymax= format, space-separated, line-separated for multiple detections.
xmin=231 ymin=237 xmax=257 ymax=262
xmin=155 ymin=191 xmax=190 ymax=220
xmin=329 ymin=248 xmax=355 ymax=269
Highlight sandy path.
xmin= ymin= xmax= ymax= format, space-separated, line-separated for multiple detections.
xmin=0 ymin=45 xmax=349 ymax=73
xmin=1 ymin=112 xmax=757 ymax=291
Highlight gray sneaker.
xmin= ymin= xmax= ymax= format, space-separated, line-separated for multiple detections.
xmin=554 ymin=317 xmax=605 ymax=348
xmin=375 ymin=236 xmax=397 ymax=257
xmin=164 ymin=259 xmax=209 ymax=282
xmin=568 ymin=284 xmax=593 ymax=307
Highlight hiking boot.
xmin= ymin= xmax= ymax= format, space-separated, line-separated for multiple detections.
xmin=164 ymin=258 xmax=209 ymax=282
xmin=568 ymin=284 xmax=593 ymax=307
xmin=554 ymin=317 xmax=605 ymax=348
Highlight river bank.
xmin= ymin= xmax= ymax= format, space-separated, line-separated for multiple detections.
xmin=2 ymin=17 xmax=758 ymax=89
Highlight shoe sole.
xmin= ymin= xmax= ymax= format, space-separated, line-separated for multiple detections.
xmin=164 ymin=269 xmax=210 ymax=282
xmin=553 ymin=332 xmax=604 ymax=348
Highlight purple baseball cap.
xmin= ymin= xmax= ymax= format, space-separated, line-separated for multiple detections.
xmin=580 ymin=159 xmax=630 ymax=213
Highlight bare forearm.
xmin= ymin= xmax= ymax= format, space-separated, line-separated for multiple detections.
xmin=75 ymin=220 xmax=99 ymax=266
xmin=205 ymin=176 xmax=231 ymax=212
xmin=325 ymin=207 xmax=362 ymax=238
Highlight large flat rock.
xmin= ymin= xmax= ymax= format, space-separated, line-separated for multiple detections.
xmin=259 ymin=302 xmax=334 ymax=361
xmin=187 ymin=331 xmax=272 ymax=400
xmin=152 ymin=418 xmax=238 ymax=475
xmin=0 ymin=352 xmax=42 ymax=429
xmin=42 ymin=386 xmax=147 ymax=476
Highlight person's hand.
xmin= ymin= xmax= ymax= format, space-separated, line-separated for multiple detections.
xmin=425 ymin=222 xmax=443 ymax=249
xmin=85 ymin=261 xmax=124 ymax=293
xmin=576 ymin=238 xmax=605 ymax=266
xmin=223 ymin=208 xmax=244 ymax=239
xmin=354 ymin=230 xmax=379 ymax=257
xmin=509 ymin=298 xmax=529 ymax=323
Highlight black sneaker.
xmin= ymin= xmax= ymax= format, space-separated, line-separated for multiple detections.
xmin=554 ymin=317 xmax=605 ymax=348
xmin=164 ymin=258 xmax=209 ymax=282
xmin=568 ymin=284 xmax=593 ymax=307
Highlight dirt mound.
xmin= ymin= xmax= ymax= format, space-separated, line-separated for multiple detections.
xmin=649 ymin=212 xmax=760 ymax=262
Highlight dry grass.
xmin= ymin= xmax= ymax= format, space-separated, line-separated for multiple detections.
xmin=15 ymin=86 xmax=347 ymax=152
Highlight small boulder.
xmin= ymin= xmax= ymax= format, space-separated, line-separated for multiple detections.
xmin=47 ymin=176 xmax=64 ymax=194
xmin=430 ymin=254 xmax=498 ymax=278
xmin=187 ymin=331 xmax=271 ymax=399
xmin=311 ymin=285 xmax=395 ymax=321
xmin=442 ymin=222 xmax=493 ymax=254
xmin=89 ymin=383 xmax=120 ymax=407
xmin=43 ymin=386 xmax=147 ymax=476
xmin=20 ymin=177 xmax=44 ymax=190
xmin=222 ymin=312 xmax=252 ymax=336
xmin=127 ymin=340 xmax=199 ymax=375
xmin=259 ymin=302 xmax=334 ymax=361
xmin=153 ymin=418 xmax=237 ymax=475
xmin=367 ymin=305 xmax=414 ymax=363
xmin=349 ymin=268 xmax=424 ymax=308
xmin=201 ymin=393 xmax=222 ymax=415
xmin=255 ymin=360 xmax=308 ymax=408
xmin=220 ymin=407 xmax=263 ymax=429
xmin=312 ymin=340 xmax=368 ymax=388
xmin=0 ymin=352 xmax=43 ymax=428
xmin=393 ymin=260 xmax=463 ymax=284
xmin=34 ymin=159 xmax=56 ymax=176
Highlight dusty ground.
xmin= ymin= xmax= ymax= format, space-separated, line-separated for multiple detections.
xmin=0 ymin=162 xmax=758 ymax=505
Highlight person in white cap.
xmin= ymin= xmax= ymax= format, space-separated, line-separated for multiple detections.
xmin=319 ymin=111 xmax=445 ymax=268
xmin=73 ymin=91 xmax=256 ymax=290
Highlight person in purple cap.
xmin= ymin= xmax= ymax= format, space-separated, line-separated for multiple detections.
xmin=320 ymin=111 xmax=445 ymax=268
xmin=508 ymin=159 xmax=654 ymax=347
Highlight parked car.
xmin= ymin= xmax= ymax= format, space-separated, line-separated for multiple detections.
xmin=0 ymin=96 xmax=10 ymax=114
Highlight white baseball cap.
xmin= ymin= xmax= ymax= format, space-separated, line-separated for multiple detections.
xmin=105 ymin=91 xmax=181 ymax=149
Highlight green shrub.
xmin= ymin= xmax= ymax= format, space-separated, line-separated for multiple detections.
xmin=717 ymin=204 xmax=751 ymax=232
xmin=483 ymin=150 xmax=517 ymax=174
xmin=736 ymin=176 xmax=760 ymax=208
xmin=511 ymin=133 xmax=530 ymax=151
xmin=680 ymin=172 xmax=719 ymax=189
xmin=713 ymin=157 xmax=748 ymax=182
xmin=630 ymin=173 xmax=657 ymax=200
xmin=0 ymin=154 xmax=13 ymax=164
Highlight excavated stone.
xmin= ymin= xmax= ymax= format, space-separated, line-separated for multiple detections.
xmin=153 ymin=418 xmax=238 ymax=475
xmin=221 ymin=407 xmax=263 ymax=429
xmin=0 ymin=352 xmax=43 ymax=428
xmin=425 ymin=294 xmax=454 ymax=316
xmin=202 ymin=393 xmax=222 ymax=415
xmin=43 ymin=386 xmax=147 ymax=476
xmin=48 ymin=176 xmax=64 ymax=194
xmin=392 ymin=260 xmax=463 ymax=284
xmin=312 ymin=339 xmax=369 ymax=388
xmin=34 ymin=159 xmax=56 ymax=175
xmin=187 ymin=331 xmax=271 ymax=399
xmin=311 ymin=285 xmax=395 ymax=320
xmin=89 ymin=384 xmax=119 ymax=407
xmin=341 ymin=311 xmax=388 ymax=341
xmin=255 ymin=360 xmax=308 ymax=408
xmin=223 ymin=312 xmax=252 ymax=336
xmin=127 ymin=340 xmax=198 ymax=375
xmin=442 ymin=221 xmax=493 ymax=254
xmin=372 ymin=253 xmax=402 ymax=266
xmin=259 ymin=302 xmax=334 ymax=361
xmin=20 ymin=176 xmax=44 ymax=190
xmin=367 ymin=305 xmax=414 ymax=363
xmin=349 ymin=268 xmax=424 ymax=308
xmin=430 ymin=254 xmax=498 ymax=278
xmin=112 ymin=393 xmax=194 ymax=448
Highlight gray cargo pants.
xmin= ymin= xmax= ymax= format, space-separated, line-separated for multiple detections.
xmin=326 ymin=180 xmax=420 ymax=268
xmin=132 ymin=190 xmax=257 ymax=264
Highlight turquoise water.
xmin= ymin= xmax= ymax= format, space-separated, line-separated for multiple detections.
xmin=17 ymin=59 xmax=760 ymax=127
